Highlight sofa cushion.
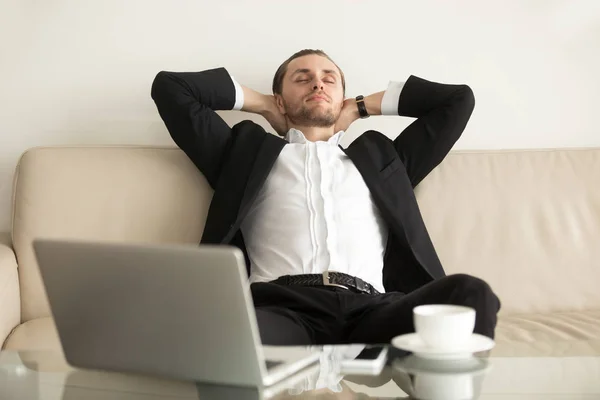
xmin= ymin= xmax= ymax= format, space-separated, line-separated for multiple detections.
xmin=496 ymin=309 xmax=600 ymax=341
xmin=12 ymin=147 xmax=213 ymax=321
xmin=3 ymin=317 xmax=61 ymax=351
xmin=493 ymin=310 xmax=600 ymax=356
xmin=415 ymin=149 xmax=600 ymax=315
xmin=492 ymin=338 xmax=600 ymax=357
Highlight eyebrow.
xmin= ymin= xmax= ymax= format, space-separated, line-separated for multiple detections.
xmin=291 ymin=68 xmax=339 ymax=77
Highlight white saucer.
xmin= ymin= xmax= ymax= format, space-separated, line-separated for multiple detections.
xmin=391 ymin=333 xmax=495 ymax=360
xmin=392 ymin=354 xmax=492 ymax=376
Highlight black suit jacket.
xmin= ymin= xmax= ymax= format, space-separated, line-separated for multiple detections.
xmin=151 ymin=67 xmax=475 ymax=294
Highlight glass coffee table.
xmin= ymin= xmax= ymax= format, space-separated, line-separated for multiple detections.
xmin=1 ymin=341 xmax=599 ymax=399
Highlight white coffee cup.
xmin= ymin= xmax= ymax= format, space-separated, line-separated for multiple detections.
xmin=413 ymin=305 xmax=476 ymax=349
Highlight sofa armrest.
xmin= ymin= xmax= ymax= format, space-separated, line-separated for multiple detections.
xmin=0 ymin=232 xmax=20 ymax=348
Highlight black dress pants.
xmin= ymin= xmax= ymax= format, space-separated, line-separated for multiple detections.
xmin=251 ymin=273 xmax=501 ymax=346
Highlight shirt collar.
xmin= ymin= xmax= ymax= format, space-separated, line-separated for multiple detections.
xmin=285 ymin=128 xmax=346 ymax=145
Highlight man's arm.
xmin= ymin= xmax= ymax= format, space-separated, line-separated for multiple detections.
xmin=341 ymin=76 xmax=475 ymax=188
xmin=241 ymin=87 xmax=288 ymax=135
xmin=151 ymin=68 xmax=282 ymax=188
xmin=334 ymin=85 xmax=395 ymax=132
xmin=390 ymin=76 xmax=474 ymax=188
xmin=151 ymin=68 xmax=237 ymax=188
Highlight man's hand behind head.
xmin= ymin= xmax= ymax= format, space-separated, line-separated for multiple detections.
xmin=334 ymin=98 xmax=360 ymax=133
xmin=241 ymin=86 xmax=288 ymax=136
xmin=262 ymin=95 xmax=289 ymax=136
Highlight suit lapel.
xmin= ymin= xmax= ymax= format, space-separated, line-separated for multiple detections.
xmin=239 ymin=132 xmax=287 ymax=217
xmin=222 ymin=130 xmax=286 ymax=243
xmin=340 ymin=132 xmax=440 ymax=280
xmin=339 ymin=134 xmax=398 ymax=230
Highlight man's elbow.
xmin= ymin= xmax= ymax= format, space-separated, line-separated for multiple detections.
xmin=150 ymin=71 xmax=172 ymax=102
xmin=455 ymin=85 xmax=475 ymax=141
xmin=461 ymin=84 xmax=475 ymax=115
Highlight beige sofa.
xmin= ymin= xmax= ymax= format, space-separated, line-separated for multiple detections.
xmin=1 ymin=145 xmax=599 ymax=355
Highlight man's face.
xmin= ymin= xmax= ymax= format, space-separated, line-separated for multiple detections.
xmin=276 ymin=54 xmax=344 ymax=128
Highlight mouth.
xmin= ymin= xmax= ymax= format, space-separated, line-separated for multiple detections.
xmin=306 ymin=95 xmax=329 ymax=103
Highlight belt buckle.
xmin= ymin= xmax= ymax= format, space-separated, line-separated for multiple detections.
xmin=322 ymin=271 xmax=349 ymax=290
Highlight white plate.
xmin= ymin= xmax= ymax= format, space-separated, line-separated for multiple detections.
xmin=391 ymin=333 xmax=495 ymax=360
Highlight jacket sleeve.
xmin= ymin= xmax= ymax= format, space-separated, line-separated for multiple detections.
xmin=151 ymin=67 xmax=238 ymax=188
xmin=393 ymin=75 xmax=475 ymax=188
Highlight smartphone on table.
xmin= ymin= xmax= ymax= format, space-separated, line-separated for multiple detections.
xmin=339 ymin=344 xmax=388 ymax=375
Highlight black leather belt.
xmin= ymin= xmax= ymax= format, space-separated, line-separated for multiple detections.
xmin=272 ymin=271 xmax=380 ymax=295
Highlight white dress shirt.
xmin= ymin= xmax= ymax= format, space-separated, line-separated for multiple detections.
xmin=230 ymin=75 xmax=405 ymax=293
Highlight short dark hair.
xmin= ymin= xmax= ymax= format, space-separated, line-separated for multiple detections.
xmin=272 ymin=49 xmax=346 ymax=95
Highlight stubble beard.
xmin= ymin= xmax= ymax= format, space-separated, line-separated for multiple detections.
xmin=284 ymin=99 xmax=339 ymax=128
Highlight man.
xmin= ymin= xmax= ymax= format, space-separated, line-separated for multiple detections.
xmin=151 ymin=49 xmax=501 ymax=346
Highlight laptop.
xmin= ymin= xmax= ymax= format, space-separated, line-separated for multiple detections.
xmin=32 ymin=239 xmax=321 ymax=389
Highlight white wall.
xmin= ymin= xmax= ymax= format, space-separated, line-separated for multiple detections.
xmin=1 ymin=0 xmax=599 ymax=232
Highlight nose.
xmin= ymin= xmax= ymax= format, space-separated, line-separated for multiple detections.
xmin=312 ymin=79 xmax=324 ymax=91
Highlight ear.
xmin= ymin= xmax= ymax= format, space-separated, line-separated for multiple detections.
xmin=274 ymin=94 xmax=287 ymax=115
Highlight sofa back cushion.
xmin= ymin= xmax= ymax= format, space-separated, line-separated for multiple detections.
xmin=12 ymin=147 xmax=212 ymax=321
xmin=415 ymin=148 xmax=600 ymax=314
xmin=11 ymin=146 xmax=600 ymax=320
